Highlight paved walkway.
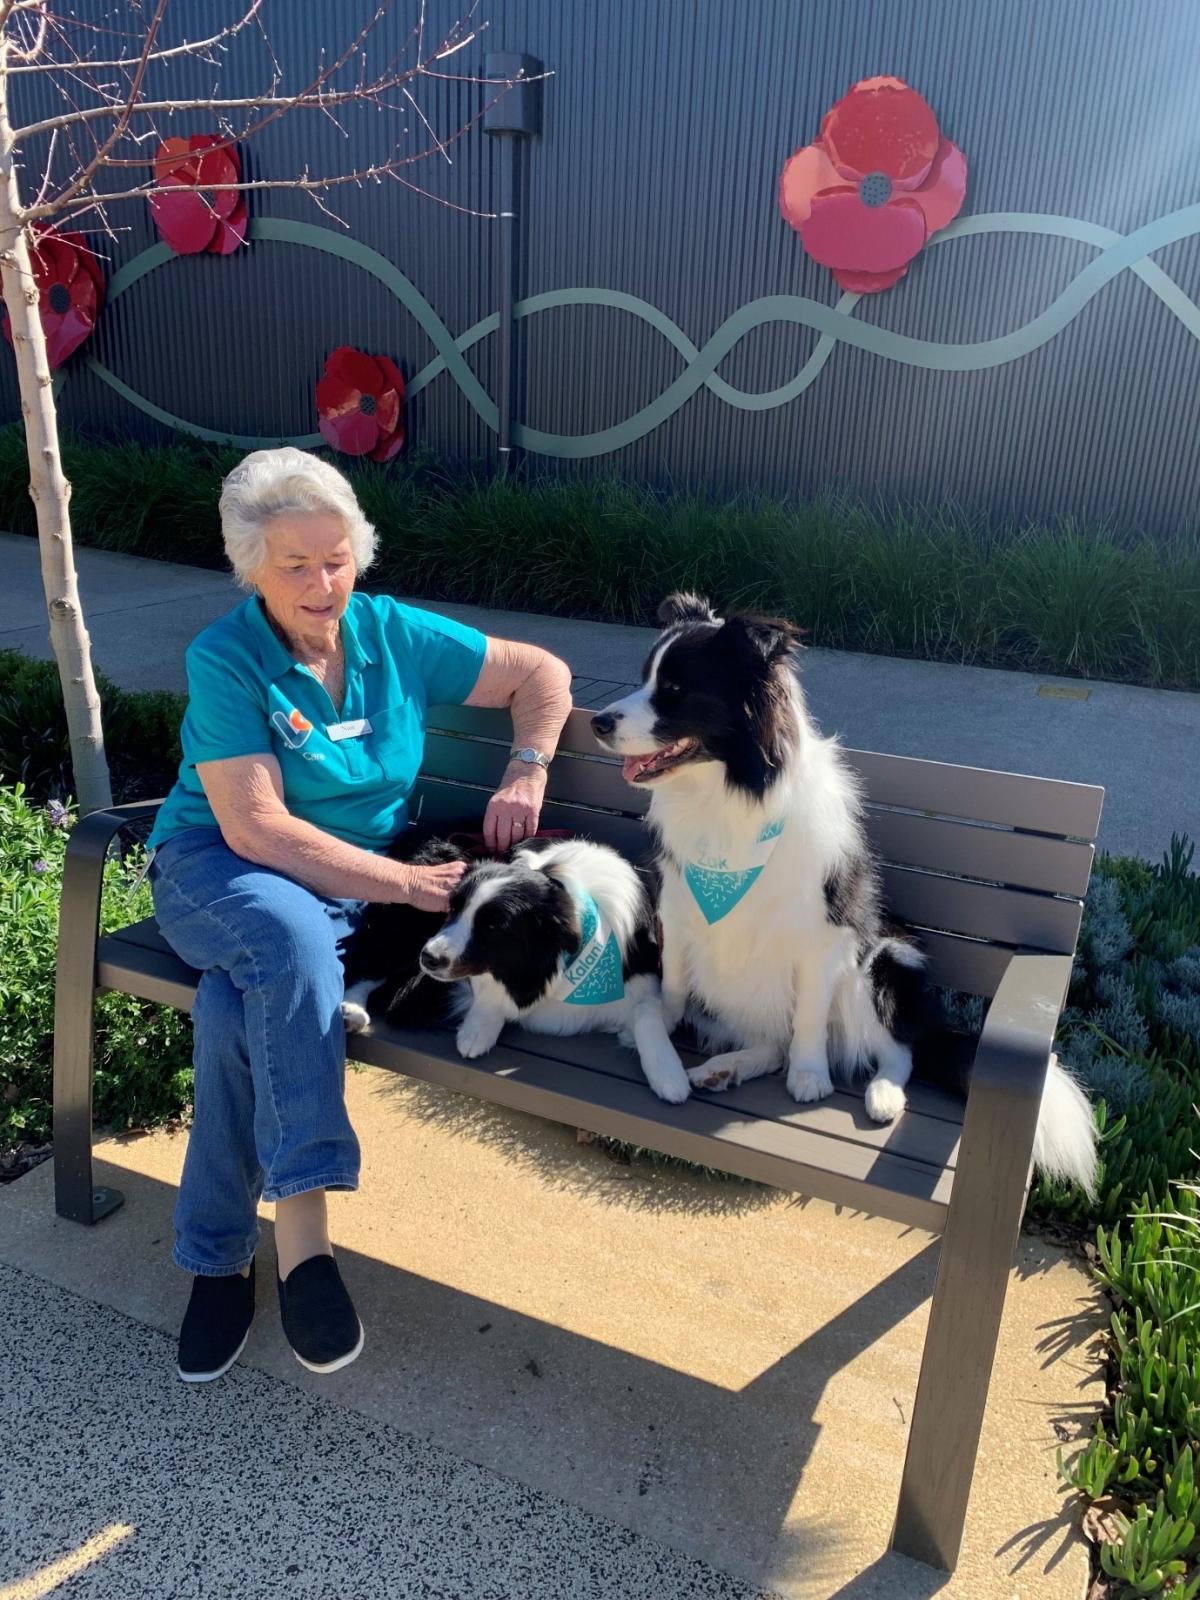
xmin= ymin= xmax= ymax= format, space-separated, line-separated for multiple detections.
xmin=4 ymin=531 xmax=1199 ymax=857
xmin=0 ymin=1063 xmax=1102 ymax=1600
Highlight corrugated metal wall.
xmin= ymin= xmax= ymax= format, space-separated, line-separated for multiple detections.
xmin=3 ymin=0 xmax=1199 ymax=536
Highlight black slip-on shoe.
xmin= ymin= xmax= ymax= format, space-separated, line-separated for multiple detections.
xmin=277 ymin=1254 xmax=364 ymax=1374
xmin=177 ymin=1260 xmax=256 ymax=1382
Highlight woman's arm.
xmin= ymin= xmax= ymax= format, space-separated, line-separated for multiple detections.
xmin=196 ymin=753 xmax=465 ymax=909
xmin=465 ymin=636 xmax=574 ymax=850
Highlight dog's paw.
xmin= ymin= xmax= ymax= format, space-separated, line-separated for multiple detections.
xmin=456 ymin=1012 xmax=503 ymax=1060
xmin=865 ymin=1077 xmax=907 ymax=1123
xmin=642 ymin=1045 xmax=691 ymax=1104
xmin=786 ymin=1058 xmax=834 ymax=1104
xmin=340 ymin=1001 xmax=371 ymax=1034
xmin=687 ymin=1059 xmax=735 ymax=1092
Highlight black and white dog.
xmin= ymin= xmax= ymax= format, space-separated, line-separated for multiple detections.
xmin=590 ymin=593 xmax=1097 ymax=1195
xmin=342 ymin=835 xmax=690 ymax=1104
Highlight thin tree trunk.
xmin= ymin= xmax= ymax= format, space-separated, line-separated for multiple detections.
xmin=0 ymin=48 xmax=112 ymax=813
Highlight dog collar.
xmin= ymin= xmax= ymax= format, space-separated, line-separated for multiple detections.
xmin=560 ymin=889 xmax=625 ymax=1005
xmin=683 ymin=817 xmax=786 ymax=924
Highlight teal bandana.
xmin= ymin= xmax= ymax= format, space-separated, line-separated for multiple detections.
xmin=561 ymin=889 xmax=625 ymax=1006
xmin=683 ymin=817 xmax=786 ymax=925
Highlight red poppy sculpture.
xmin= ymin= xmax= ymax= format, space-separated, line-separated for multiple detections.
xmin=779 ymin=76 xmax=967 ymax=293
xmin=316 ymin=347 xmax=406 ymax=461
xmin=1 ymin=229 xmax=104 ymax=368
xmin=149 ymin=135 xmax=247 ymax=255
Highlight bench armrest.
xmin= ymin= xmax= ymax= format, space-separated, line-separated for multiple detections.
xmin=60 ymin=800 xmax=165 ymax=926
xmin=967 ymin=950 xmax=1074 ymax=1160
xmin=58 ymin=800 xmax=165 ymax=989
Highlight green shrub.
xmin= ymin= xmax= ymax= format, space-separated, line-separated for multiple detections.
xmin=1043 ymin=839 xmax=1200 ymax=1594
xmin=0 ymin=784 xmax=193 ymax=1151
xmin=1030 ymin=838 xmax=1200 ymax=1230
xmin=1062 ymin=1184 xmax=1200 ymax=1596
xmin=0 ymin=649 xmax=184 ymax=806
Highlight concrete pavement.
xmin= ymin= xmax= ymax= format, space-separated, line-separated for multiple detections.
xmin=2 ymin=531 xmax=1197 ymax=858
xmin=0 ymin=1063 xmax=1104 ymax=1599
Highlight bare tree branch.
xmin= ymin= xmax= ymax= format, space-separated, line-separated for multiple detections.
xmin=43 ymin=0 xmax=170 ymax=214
xmin=26 ymin=124 xmax=497 ymax=224
xmin=6 ymin=1 xmax=265 ymax=74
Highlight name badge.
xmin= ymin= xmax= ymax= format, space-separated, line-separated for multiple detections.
xmin=326 ymin=717 xmax=372 ymax=742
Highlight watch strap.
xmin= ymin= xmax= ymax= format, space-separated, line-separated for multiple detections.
xmin=509 ymin=746 xmax=551 ymax=770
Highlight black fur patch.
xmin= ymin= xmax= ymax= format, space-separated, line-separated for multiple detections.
xmin=823 ymin=851 xmax=880 ymax=941
xmin=341 ymin=828 xmax=473 ymax=1027
xmin=867 ymin=928 xmax=932 ymax=1044
xmin=450 ymin=860 xmax=579 ymax=1010
xmin=621 ymin=917 xmax=661 ymax=981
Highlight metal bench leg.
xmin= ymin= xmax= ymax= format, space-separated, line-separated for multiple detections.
xmin=51 ymin=805 xmax=159 ymax=1223
xmin=891 ymin=952 xmax=1069 ymax=1570
xmin=53 ymin=949 xmax=123 ymax=1224
xmin=890 ymin=1163 xmax=1028 ymax=1567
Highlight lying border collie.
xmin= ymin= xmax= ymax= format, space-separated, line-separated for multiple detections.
xmin=590 ymin=592 xmax=1098 ymax=1196
xmin=341 ymin=835 xmax=689 ymax=1104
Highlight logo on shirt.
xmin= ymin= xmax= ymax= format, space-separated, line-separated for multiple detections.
xmin=271 ymin=706 xmax=313 ymax=750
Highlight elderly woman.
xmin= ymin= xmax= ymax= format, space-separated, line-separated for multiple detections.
xmin=146 ymin=447 xmax=572 ymax=1383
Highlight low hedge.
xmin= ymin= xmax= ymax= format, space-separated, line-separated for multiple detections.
xmin=2 ymin=426 xmax=1199 ymax=688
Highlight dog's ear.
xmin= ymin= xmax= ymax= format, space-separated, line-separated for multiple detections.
xmin=657 ymin=591 xmax=717 ymax=626
xmin=725 ymin=613 xmax=803 ymax=664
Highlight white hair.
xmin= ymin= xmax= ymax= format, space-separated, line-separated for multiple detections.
xmin=219 ymin=447 xmax=378 ymax=589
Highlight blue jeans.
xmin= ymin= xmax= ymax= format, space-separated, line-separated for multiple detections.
xmin=149 ymin=828 xmax=366 ymax=1277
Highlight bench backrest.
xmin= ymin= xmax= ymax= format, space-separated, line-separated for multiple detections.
xmin=417 ymin=705 xmax=1103 ymax=998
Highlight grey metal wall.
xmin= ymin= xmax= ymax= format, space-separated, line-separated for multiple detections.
xmin=3 ymin=0 xmax=1199 ymax=537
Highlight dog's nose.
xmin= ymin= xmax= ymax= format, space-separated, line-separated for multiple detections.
xmin=591 ymin=710 xmax=619 ymax=739
xmin=420 ymin=945 xmax=450 ymax=972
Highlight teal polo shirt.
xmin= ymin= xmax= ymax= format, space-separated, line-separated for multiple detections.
xmin=147 ymin=593 xmax=487 ymax=852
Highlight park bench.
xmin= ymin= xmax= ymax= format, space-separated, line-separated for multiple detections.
xmin=53 ymin=700 xmax=1103 ymax=1573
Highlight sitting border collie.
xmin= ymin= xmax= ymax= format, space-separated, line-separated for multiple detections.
xmin=589 ymin=592 xmax=1097 ymax=1195
xmin=342 ymin=835 xmax=689 ymax=1104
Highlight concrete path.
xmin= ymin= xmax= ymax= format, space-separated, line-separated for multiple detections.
xmin=0 ymin=1064 xmax=1103 ymax=1599
xmin=2 ymin=532 xmax=1197 ymax=858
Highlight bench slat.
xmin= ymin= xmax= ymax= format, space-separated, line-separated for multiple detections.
xmin=422 ymin=732 xmax=640 ymax=816
xmin=912 ymin=931 xmax=1015 ymax=998
xmin=866 ymin=810 xmax=1093 ymax=897
xmin=427 ymin=706 xmax=1104 ymax=845
xmin=500 ymin=1018 xmax=966 ymax=1170
xmin=412 ymin=777 xmax=653 ymax=861
xmin=881 ymin=866 xmax=1082 ymax=954
xmin=429 ymin=703 xmax=612 ymax=761
xmin=845 ymin=748 xmax=1103 ymax=841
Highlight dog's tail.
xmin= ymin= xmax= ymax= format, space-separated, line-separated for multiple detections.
xmin=1032 ymin=1055 xmax=1098 ymax=1199
xmin=902 ymin=971 xmax=1098 ymax=1200
xmin=914 ymin=1031 xmax=1097 ymax=1198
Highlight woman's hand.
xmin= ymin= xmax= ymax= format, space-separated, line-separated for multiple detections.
xmin=403 ymin=859 xmax=468 ymax=912
xmin=484 ymin=760 xmax=547 ymax=852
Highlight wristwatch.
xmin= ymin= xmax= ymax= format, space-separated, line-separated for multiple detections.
xmin=509 ymin=746 xmax=551 ymax=771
